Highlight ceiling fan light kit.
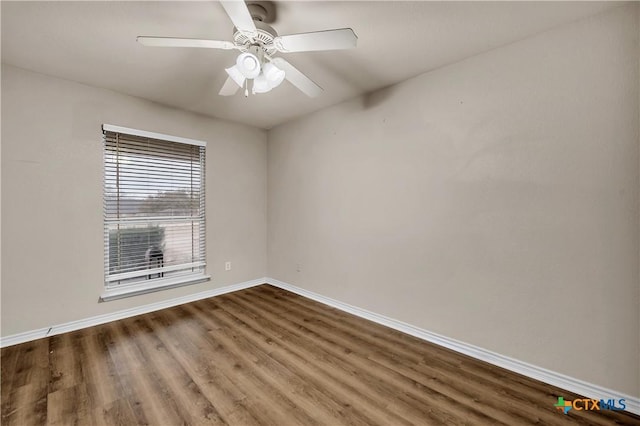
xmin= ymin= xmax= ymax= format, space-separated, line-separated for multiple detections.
xmin=137 ymin=0 xmax=357 ymax=98
xmin=226 ymin=46 xmax=286 ymax=95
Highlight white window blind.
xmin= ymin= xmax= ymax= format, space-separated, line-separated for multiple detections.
xmin=103 ymin=126 xmax=206 ymax=292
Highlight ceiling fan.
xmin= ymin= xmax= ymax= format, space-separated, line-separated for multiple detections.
xmin=137 ymin=0 xmax=357 ymax=98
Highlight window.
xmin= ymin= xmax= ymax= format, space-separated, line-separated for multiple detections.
xmin=102 ymin=124 xmax=207 ymax=301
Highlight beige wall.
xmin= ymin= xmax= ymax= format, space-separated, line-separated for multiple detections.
xmin=268 ymin=4 xmax=640 ymax=397
xmin=1 ymin=64 xmax=267 ymax=336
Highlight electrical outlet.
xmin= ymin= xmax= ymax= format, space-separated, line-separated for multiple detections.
xmin=225 ymin=261 xmax=231 ymax=271
xmin=296 ymin=263 xmax=301 ymax=272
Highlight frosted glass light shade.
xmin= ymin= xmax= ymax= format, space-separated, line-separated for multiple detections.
xmin=252 ymin=73 xmax=272 ymax=94
xmin=236 ymin=52 xmax=261 ymax=78
xmin=225 ymin=65 xmax=246 ymax=88
xmin=263 ymin=62 xmax=285 ymax=88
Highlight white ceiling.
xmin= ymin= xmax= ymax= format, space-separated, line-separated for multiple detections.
xmin=2 ymin=1 xmax=617 ymax=129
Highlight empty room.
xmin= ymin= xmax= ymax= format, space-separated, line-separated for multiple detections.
xmin=1 ymin=1 xmax=639 ymax=425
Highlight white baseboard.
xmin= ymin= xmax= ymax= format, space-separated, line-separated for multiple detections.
xmin=265 ymin=277 xmax=640 ymax=416
xmin=0 ymin=278 xmax=267 ymax=348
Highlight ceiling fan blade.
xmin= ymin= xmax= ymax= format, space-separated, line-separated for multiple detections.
xmin=273 ymin=28 xmax=357 ymax=53
xmin=137 ymin=36 xmax=235 ymax=50
xmin=219 ymin=76 xmax=241 ymax=96
xmin=271 ymin=58 xmax=323 ymax=98
xmin=219 ymin=0 xmax=258 ymax=38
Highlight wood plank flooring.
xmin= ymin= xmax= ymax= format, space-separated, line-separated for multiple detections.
xmin=2 ymin=284 xmax=639 ymax=425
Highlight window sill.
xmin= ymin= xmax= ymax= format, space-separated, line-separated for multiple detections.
xmin=100 ymin=274 xmax=211 ymax=302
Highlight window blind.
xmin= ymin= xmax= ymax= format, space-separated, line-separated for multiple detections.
xmin=103 ymin=126 xmax=206 ymax=288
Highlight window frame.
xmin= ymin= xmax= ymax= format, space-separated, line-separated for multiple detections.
xmin=100 ymin=124 xmax=209 ymax=302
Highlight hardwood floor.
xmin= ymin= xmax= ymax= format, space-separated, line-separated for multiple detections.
xmin=2 ymin=285 xmax=639 ymax=425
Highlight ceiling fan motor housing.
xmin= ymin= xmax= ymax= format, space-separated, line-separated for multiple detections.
xmin=233 ymin=20 xmax=278 ymax=55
